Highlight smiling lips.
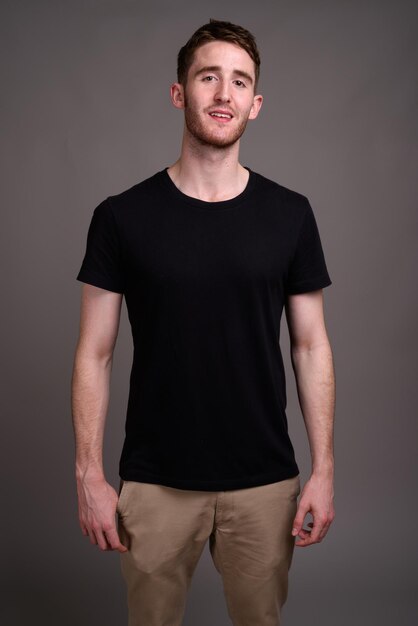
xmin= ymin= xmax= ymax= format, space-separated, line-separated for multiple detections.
xmin=208 ymin=109 xmax=234 ymax=122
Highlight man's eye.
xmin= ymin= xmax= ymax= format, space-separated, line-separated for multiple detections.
xmin=235 ymin=80 xmax=246 ymax=87
xmin=203 ymin=76 xmax=216 ymax=81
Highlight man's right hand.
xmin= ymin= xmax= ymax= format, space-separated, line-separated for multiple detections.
xmin=76 ymin=475 xmax=128 ymax=552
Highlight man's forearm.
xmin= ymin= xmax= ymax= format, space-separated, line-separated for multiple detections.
xmin=291 ymin=339 xmax=335 ymax=477
xmin=71 ymin=345 xmax=127 ymax=552
xmin=71 ymin=348 xmax=112 ymax=482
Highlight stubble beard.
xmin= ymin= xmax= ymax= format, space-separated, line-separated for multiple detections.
xmin=183 ymin=92 xmax=250 ymax=149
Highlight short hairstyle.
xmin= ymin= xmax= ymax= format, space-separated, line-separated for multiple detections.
xmin=177 ymin=19 xmax=261 ymax=91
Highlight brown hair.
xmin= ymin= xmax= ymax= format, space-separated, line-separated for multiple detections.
xmin=177 ymin=19 xmax=261 ymax=91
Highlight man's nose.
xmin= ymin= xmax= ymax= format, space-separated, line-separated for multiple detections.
xmin=214 ymin=80 xmax=231 ymax=102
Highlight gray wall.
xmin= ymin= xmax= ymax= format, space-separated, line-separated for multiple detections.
xmin=2 ymin=1 xmax=417 ymax=624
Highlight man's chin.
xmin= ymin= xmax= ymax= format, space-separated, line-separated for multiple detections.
xmin=187 ymin=126 xmax=247 ymax=149
xmin=199 ymin=136 xmax=240 ymax=148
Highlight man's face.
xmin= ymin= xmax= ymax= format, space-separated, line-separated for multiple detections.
xmin=179 ymin=41 xmax=262 ymax=148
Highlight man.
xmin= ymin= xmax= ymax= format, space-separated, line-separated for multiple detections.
xmin=72 ymin=18 xmax=335 ymax=626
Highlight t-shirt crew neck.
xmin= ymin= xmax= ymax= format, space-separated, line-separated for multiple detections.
xmin=76 ymin=167 xmax=332 ymax=491
xmin=160 ymin=165 xmax=257 ymax=210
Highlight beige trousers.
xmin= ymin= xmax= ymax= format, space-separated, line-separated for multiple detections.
xmin=117 ymin=474 xmax=300 ymax=626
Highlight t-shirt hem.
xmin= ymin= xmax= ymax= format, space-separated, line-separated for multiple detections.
xmin=119 ymin=465 xmax=300 ymax=492
xmin=76 ymin=270 xmax=124 ymax=294
xmin=286 ymin=275 xmax=332 ymax=295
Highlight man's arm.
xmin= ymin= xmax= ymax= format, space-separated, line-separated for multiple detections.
xmin=285 ymin=288 xmax=335 ymax=547
xmin=71 ymin=283 xmax=127 ymax=552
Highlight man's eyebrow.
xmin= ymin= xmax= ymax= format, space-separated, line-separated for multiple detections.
xmin=193 ymin=65 xmax=254 ymax=84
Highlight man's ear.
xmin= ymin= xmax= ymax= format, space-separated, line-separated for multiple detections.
xmin=170 ymin=82 xmax=185 ymax=110
xmin=248 ymin=93 xmax=263 ymax=120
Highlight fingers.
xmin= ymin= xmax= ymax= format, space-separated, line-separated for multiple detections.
xmin=309 ymin=515 xmax=324 ymax=543
xmin=83 ymin=521 xmax=127 ymax=552
xmin=77 ymin=480 xmax=128 ymax=553
xmin=291 ymin=482 xmax=335 ymax=548
xmin=318 ymin=520 xmax=332 ymax=541
xmin=80 ymin=524 xmax=88 ymax=537
xmin=87 ymin=527 xmax=98 ymax=546
xmin=294 ymin=517 xmax=332 ymax=547
xmin=103 ymin=527 xmax=128 ymax=553
xmin=291 ymin=501 xmax=309 ymax=539
xmin=93 ymin=525 xmax=109 ymax=551
xmin=79 ymin=514 xmax=89 ymax=537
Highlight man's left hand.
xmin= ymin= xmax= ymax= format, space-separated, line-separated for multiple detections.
xmin=291 ymin=473 xmax=335 ymax=547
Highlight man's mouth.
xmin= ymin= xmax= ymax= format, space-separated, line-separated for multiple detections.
xmin=209 ymin=110 xmax=233 ymax=121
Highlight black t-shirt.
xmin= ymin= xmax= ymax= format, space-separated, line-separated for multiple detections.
xmin=76 ymin=167 xmax=332 ymax=491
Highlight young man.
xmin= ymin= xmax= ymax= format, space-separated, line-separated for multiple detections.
xmin=72 ymin=19 xmax=335 ymax=626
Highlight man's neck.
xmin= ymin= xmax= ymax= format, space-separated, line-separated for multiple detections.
xmin=167 ymin=136 xmax=249 ymax=203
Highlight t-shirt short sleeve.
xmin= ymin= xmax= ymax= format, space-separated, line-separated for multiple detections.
xmin=76 ymin=197 xmax=125 ymax=294
xmin=285 ymin=198 xmax=332 ymax=295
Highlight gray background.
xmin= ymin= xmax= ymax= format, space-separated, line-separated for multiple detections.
xmin=2 ymin=0 xmax=417 ymax=624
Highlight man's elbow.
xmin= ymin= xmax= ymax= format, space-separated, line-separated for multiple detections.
xmin=291 ymin=329 xmax=330 ymax=351
xmin=74 ymin=339 xmax=115 ymax=369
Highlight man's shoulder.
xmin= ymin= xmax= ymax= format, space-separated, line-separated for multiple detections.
xmin=106 ymin=169 xmax=165 ymax=207
xmin=251 ymin=169 xmax=309 ymax=207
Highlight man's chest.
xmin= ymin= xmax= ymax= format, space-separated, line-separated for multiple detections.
xmin=119 ymin=205 xmax=296 ymax=292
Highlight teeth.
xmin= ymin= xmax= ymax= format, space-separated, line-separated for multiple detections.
xmin=210 ymin=113 xmax=231 ymax=118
